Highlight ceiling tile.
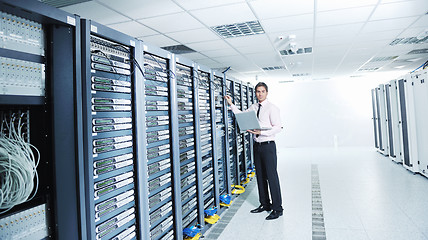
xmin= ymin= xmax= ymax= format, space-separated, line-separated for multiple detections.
xmin=315 ymin=36 xmax=355 ymax=47
xmin=236 ymin=44 xmax=276 ymax=54
xmin=61 ymin=1 xmax=129 ymax=25
xmin=399 ymin=27 xmax=428 ymax=38
xmin=261 ymin=14 xmax=314 ymax=33
xmin=107 ymin=21 xmax=158 ymax=37
xmin=355 ymin=29 xmax=402 ymax=42
xmin=317 ymin=6 xmax=374 ymax=27
xmin=361 ymin=17 xmax=419 ymax=33
xmin=165 ymin=28 xmax=220 ymax=44
xmin=176 ymin=52 xmax=207 ymax=60
xmin=196 ymin=58 xmax=222 ymax=67
xmin=190 ymin=3 xmax=256 ymax=26
xmin=139 ymin=34 xmax=179 ymax=47
xmin=173 ymin=0 xmax=245 ymax=11
xmin=202 ymin=48 xmax=239 ymax=58
xmin=186 ymin=40 xmax=231 ymax=52
xmin=317 ymin=0 xmax=378 ymax=11
xmin=137 ymin=12 xmax=204 ymax=33
xmin=249 ymin=0 xmax=314 ymax=20
xmin=313 ymin=45 xmax=349 ymax=57
xmin=98 ymin=0 xmax=183 ymax=19
xmin=247 ymin=52 xmax=283 ymax=66
xmin=410 ymin=15 xmax=428 ymax=28
xmin=371 ymin=0 xmax=428 ymax=21
xmin=316 ymin=23 xmax=363 ymax=38
xmin=225 ymin=34 xmax=271 ymax=48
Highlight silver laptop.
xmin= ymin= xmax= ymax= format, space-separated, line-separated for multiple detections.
xmin=234 ymin=111 xmax=272 ymax=133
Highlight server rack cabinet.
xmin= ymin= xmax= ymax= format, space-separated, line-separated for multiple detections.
xmin=213 ymin=74 xmax=229 ymax=197
xmin=248 ymin=85 xmax=255 ymax=169
xmin=412 ymin=69 xmax=428 ymax=176
xmin=196 ymin=65 xmax=219 ymax=219
xmin=241 ymin=83 xmax=252 ymax=184
xmin=233 ymin=80 xmax=246 ymax=185
xmin=80 ymin=19 xmax=143 ymax=240
xmin=0 ymin=1 xmax=82 ymax=239
xmin=174 ymin=56 xmax=201 ymax=232
xmin=386 ymin=80 xmax=402 ymax=162
xmin=225 ymin=78 xmax=238 ymax=186
xmin=397 ymin=75 xmax=419 ymax=173
xmin=384 ymin=83 xmax=394 ymax=157
xmin=371 ymin=88 xmax=379 ymax=149
xmin=141 ymin=43 xmax=176 ymax=240
xmin=376 ymin=84 xmax=389 ymax=155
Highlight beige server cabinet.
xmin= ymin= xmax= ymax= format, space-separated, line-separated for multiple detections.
xmin=376 ymin=84 xmax=389 ymax=156
xmin=397 ymin=75 xmax=419 ymax=173
xmin=412 ymin=69 xmax=428 ymax=177
xmin=386 ymin=79 xmax=402 ymax=163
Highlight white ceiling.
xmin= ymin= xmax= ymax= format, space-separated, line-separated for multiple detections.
xmin=58 ymin=0 xmax=428 ymax=82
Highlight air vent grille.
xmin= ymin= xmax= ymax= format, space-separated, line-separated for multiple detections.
xmin=262 ymin=66 xmax=286 ymax=71
xmin=358 ymin=67 xmax=380 ymax=72
xmin=161 ymin=45 xmax=196 ymax=54
xmin=292 ymin=73 xmax=310 ymax=77
xmin=279 ymin=80 xmax=294 ymax=83
xmin=39 ymin=0 xmax=91 ymax=8
xmin=280 ymin=47 xmax=312 ymax=56
xmin=407 ymin=48 xmax=428 ymax=55
xmin=211 ymin=21 xmax=265 ymax=38
xmin=390 ymin=36 xmax=428 ymax=46
xmin=369 ymin=56 xmax=398 ymax=62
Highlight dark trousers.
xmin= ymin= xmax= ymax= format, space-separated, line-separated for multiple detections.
xmin=253 ymin=141 xmax=283 ymax=211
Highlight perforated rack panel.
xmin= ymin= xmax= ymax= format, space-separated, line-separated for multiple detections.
xmin=81 ymin=20 xmax=138 ymax=240
xmin=143 ymin=51 xmax=175 ymax=240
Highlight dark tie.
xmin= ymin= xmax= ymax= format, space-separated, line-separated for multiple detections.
xmin=256 ymin=103 xmax=261 ymax=137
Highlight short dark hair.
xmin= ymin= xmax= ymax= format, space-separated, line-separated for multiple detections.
xmin=255 ymin=82 xmax=268 ymax=92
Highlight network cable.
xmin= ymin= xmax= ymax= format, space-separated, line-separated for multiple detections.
xmin=0 ymin=114 xmax=39 ymax=214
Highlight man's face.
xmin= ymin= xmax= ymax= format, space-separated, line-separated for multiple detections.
xmin=256 ymin=86 xmax=268 ymax=102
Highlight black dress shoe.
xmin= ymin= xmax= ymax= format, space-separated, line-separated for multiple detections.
xmin=266 ymin=210 xmax=283 ymax=220
xmin=250 ymin=205 xmax=271 ymax=213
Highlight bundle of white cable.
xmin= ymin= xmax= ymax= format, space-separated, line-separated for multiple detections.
xmin=0 ymin=115 xmax=39 ymax=214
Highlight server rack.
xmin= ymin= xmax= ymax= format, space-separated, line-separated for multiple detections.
xmin=371 ymin=89 xmax=379 ymax=150
xmin=396 ymin=76 xmax=419 ymax=173
xmin=376 ymin=84 xmax=389 ymax=156
xmin=196 ymin=65 xmax=219 ymax=218
xmin=248 ymin=85 xmax=255 ymax=169
xmin=174 ymin=56 xmax=201 ymax=231
xmin=386 ymin=80 xmax=401 ymax=162
xmin=225 ymin=78 xmax=238 ymax=186
xmin=213 ymin=74 xmax=229 ymax=196
xmin=0 ymin=0 xmax=82 ymax=239
xmin=234 ymin=80 xmax=247 ymax=185
xmin=80 ymin=19 xmax=143 ymax=240
xmin=142 ymin=43 xmax=176 ymax=240
xmin=241 ymin=83 xmax=252 ymax=184
xmin=411 ymin=70 xmax=428 ymax=176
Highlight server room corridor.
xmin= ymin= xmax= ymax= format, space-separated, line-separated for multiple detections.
xmin=205 ymin=147 xmax=428 ymax=240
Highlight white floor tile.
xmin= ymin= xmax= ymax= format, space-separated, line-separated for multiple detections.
xmin=211 ymin=147 xmax=428 ymax=240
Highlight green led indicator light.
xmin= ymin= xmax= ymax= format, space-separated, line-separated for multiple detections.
xmin=96 ymin=159 xmax=114 ymax=167
xmin=97 ymin=179 xmax=115 ymax=188
xmin=94 ymin=85 xmax=112 ymax=90
xmin=98 ymin=186 xmax=114 ymax=196
xmin=96 ymin=166 xmax=114 ymax=175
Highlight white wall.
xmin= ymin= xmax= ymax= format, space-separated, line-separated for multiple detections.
xmin=247 ymin=72 xmax=407 ymax=148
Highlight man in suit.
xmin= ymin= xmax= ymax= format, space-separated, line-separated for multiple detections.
xmin=225 ymin=82 xmax=283 ymax=220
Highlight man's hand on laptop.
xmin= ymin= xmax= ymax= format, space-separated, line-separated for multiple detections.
xmin=247 ymin=129 xmax=261 ymax=135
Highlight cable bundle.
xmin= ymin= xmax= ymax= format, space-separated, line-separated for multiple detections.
xmin=0 ymin=115 xmax=39 ymax=214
